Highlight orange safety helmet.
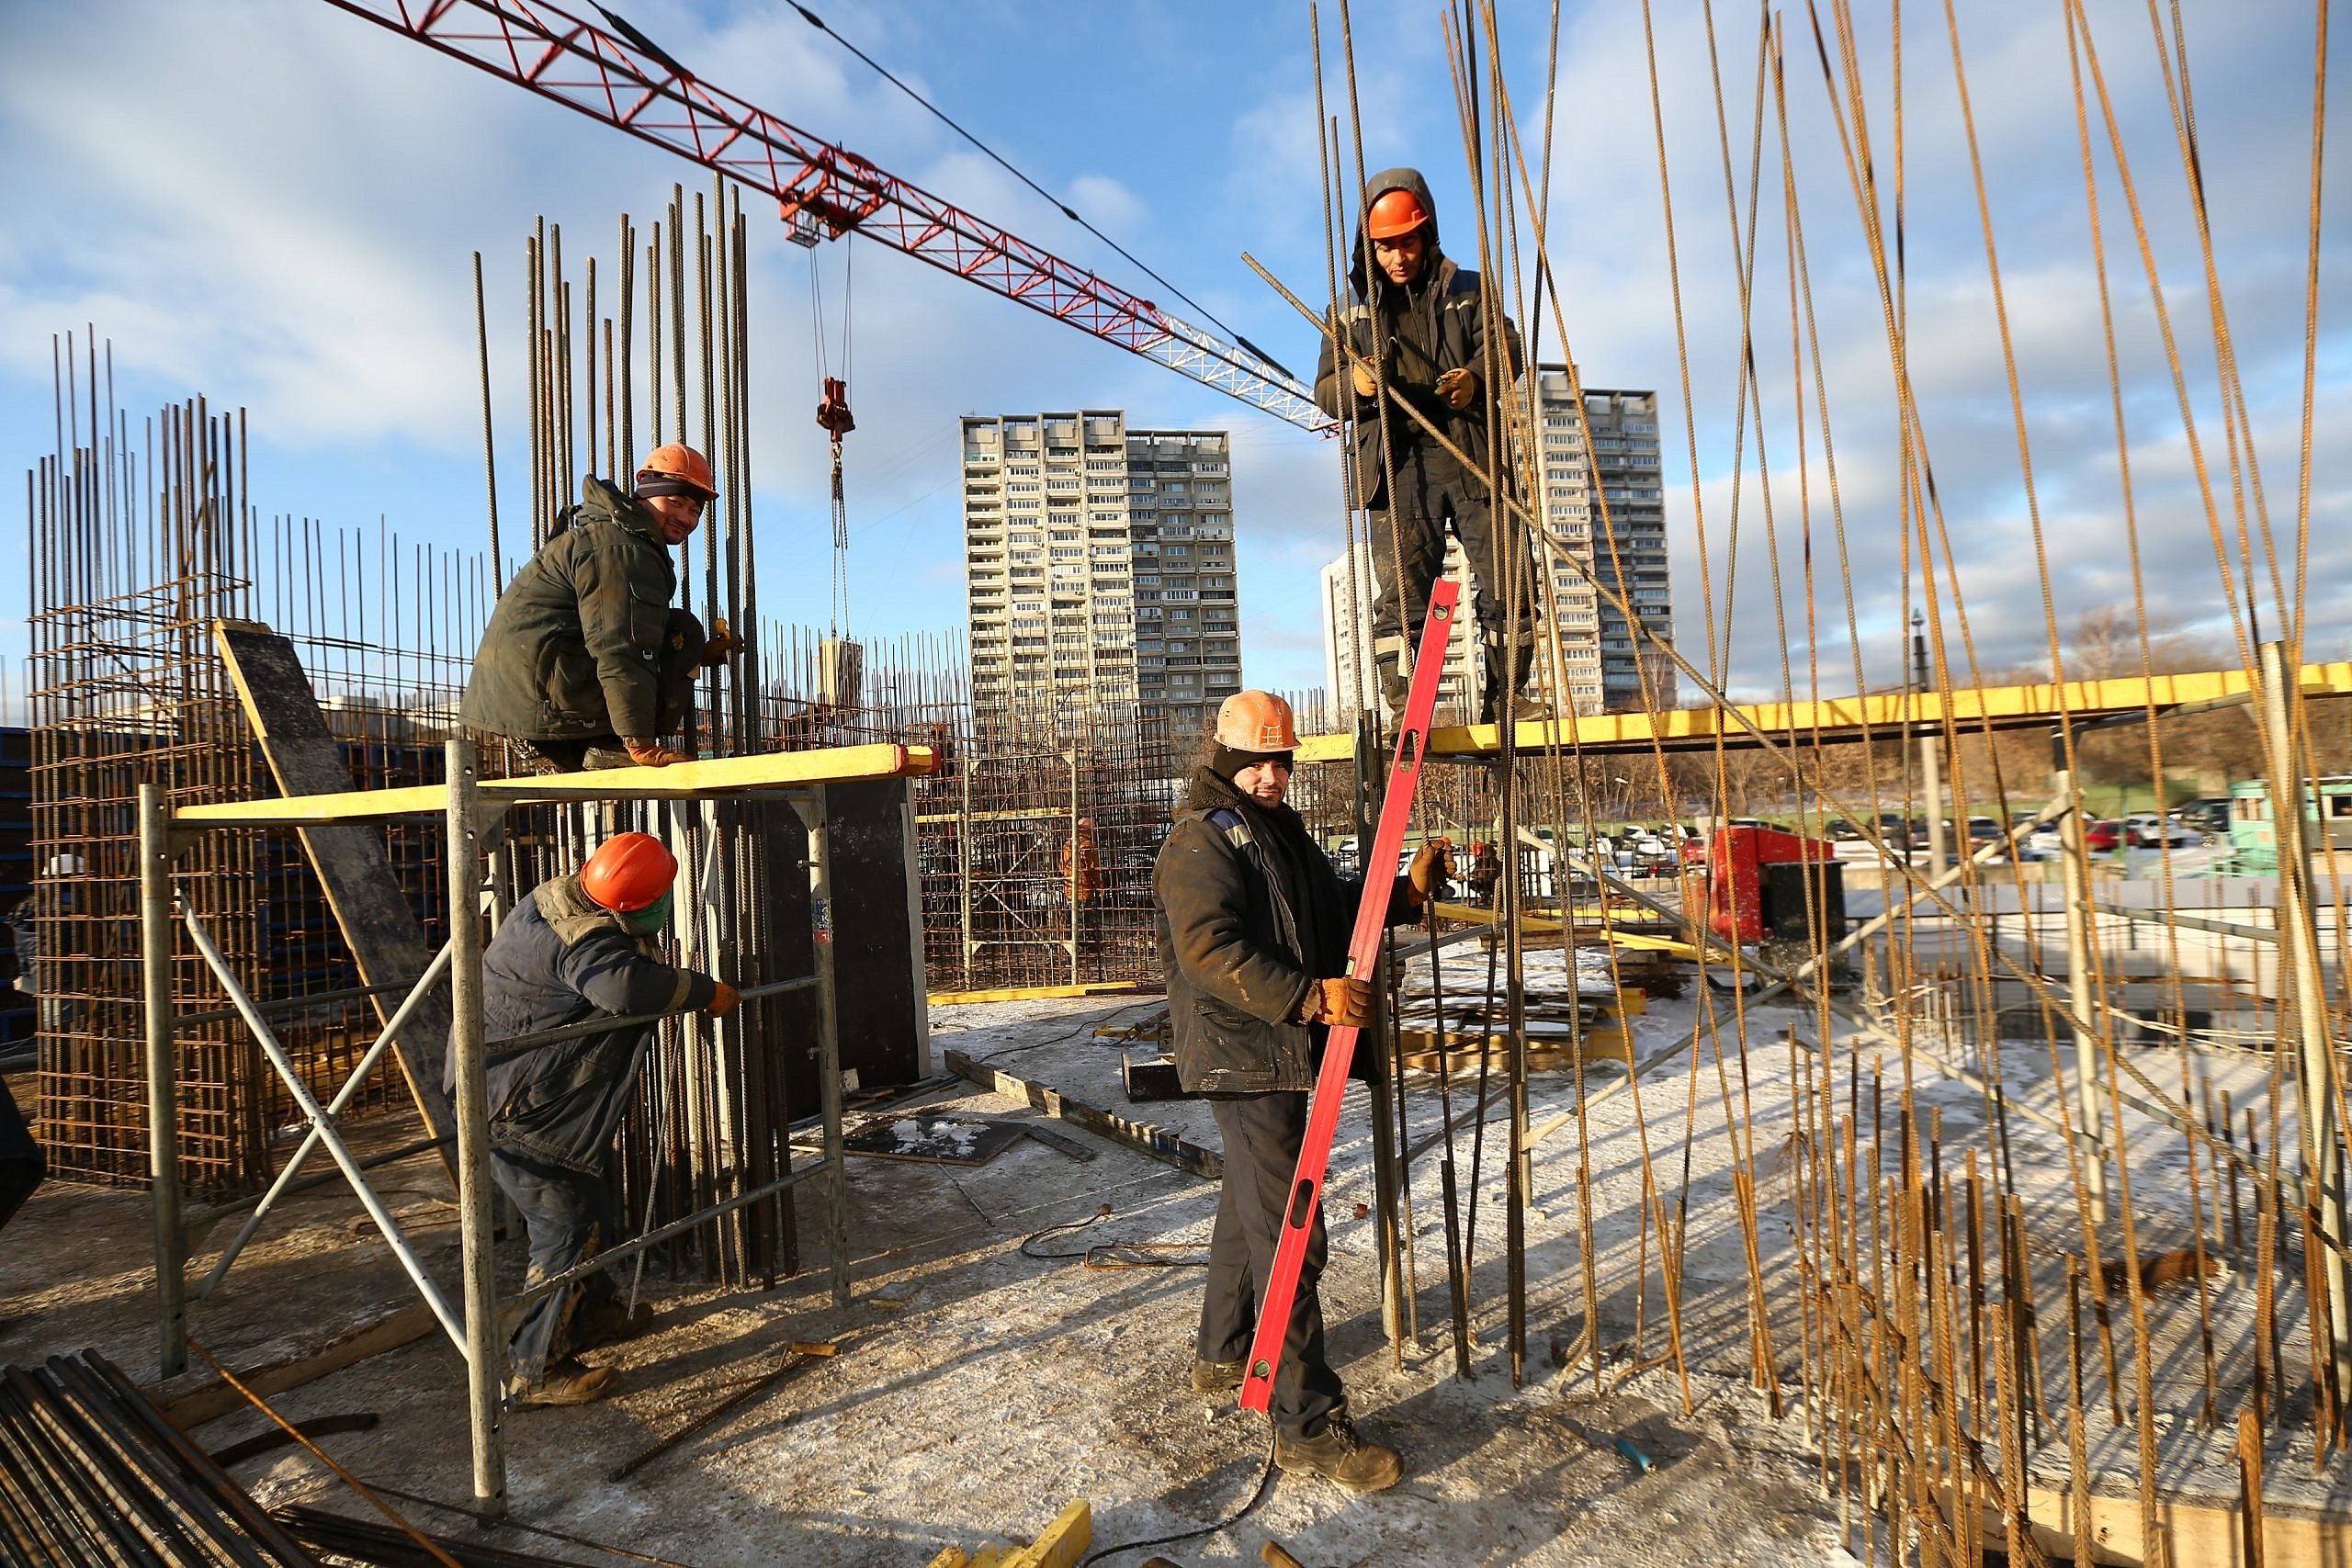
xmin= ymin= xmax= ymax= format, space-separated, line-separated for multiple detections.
xmin=1366 ymin=186 xmax=1431 ymax=242
xmin=1215 ymin=690 xmax=1300 ymax=753
xmin=637 ymin=443 xmax=718 ymax=500
xmin=580 ymin=832 xmax=678 ymax=913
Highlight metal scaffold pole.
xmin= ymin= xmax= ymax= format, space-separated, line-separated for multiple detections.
xmin=2052 ymin=741 xmax=2107 ymax=1224
xmin=801 ymin=784 xmax=852 ymax=1311
xmin=141 ymin=782 xmax=187 ymax=1379
xmin=445 ymin=739 xmax=506 ymax=1516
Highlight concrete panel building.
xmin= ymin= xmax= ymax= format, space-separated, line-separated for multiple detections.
xmin=960 ymin=412 xmax=1238 ymax=737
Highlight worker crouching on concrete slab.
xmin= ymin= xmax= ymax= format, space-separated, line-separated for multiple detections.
xmin=1312 ymin=169 xmax=1547 ymax=727
xmin=461 ymin=444 xmax=742 ymax=773
xmin=1151 ymin=691 xmax=1447 ymax=1494
xmin=448 ymin=831 xmax=741 ymax=1408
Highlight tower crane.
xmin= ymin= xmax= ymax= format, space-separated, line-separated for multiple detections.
xmin=320 ymin=0 xmax=1333 ymax=433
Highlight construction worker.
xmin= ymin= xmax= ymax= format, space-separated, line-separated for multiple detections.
xmin=460 ymin=445 xmax=741 ymax=773
xmin=1058 ymin=816 xmax=1102 ymax=953
xmin=1153 ymin=691 xmax=1448 ymax=1494
xmin=1468 ymin=840 xmax=1504 ymax=905
xmin=1312 ymin=170 xmax=1544 ymax=727
xmin=450 ymin=831 xmax=741 ymax=1407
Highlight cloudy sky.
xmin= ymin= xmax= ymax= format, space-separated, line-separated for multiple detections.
xmin=1 ymin=0 xmax=2339 ymax=707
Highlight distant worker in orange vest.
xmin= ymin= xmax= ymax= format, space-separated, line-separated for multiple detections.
xmin=462 ymin=444 xmax=741 ymax=773
xmin=1059 ymin=817 xmax=1103 ymax=953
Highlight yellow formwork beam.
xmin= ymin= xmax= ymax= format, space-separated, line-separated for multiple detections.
xmin=1294 ymin=660 xmax=2352 ymax=763
xmin=926 ymin=982 xmax=1150 ymax=1006
xmin=172 ymin=743 xmax=940 ymax=827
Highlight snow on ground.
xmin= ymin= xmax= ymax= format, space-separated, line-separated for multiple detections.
xmin=2 ymin=950 xmax=2334 ymax=1564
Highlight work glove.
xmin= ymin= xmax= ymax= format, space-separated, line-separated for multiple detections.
xmin=1349 ymin=358 xmax=1380 ymax=400
xmin=1436 ymin=367 xmax=1480 ymax=411
xmin=706 ymin=979 xmax=741 ymax=1017
xmin=1297 ymin=975 xmax=1374 ymax=1029
xmin=624 ymin=738 xmax=691 ymax=767
xmin=699 ymin=617 xmax=741 ymax=671
xmin=1408 ymin=840 xmax=1453 ymax=904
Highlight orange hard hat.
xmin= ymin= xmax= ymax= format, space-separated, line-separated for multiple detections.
xmin=1215 ymin=690 xmax=1300 ymax=753
xmin=637 ymin=443 xmax=718 ymax=500
xmin=580 ymin=831 xmax=678 ymax=913
xmin=1366 ymin=187 xmax=1431 ymax=242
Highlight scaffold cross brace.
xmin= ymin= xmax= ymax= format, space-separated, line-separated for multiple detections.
xmin=1238 ymin=578 xmax=1458 ymax=1415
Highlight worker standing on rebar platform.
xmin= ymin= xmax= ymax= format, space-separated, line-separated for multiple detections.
xmin=1313 ymin=170 xmax=1544 ymax=727
xmin=1059 ymin=816 xmax=1102 ymax=953
xmin=1153 ymin=691 xmax=1447 ymax=1494
xmin=460 ymin=444 xmax=741 ymax=773
xmin=448 ymin=831 xmax=741 ymax=1408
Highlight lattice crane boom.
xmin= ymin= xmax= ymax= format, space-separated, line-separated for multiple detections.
xmin=321 ymin=0 xmax=1334 ymax=433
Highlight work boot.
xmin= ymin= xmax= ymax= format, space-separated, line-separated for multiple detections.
xmin=574 ymin=1299 xmax=655 ymax=1349
xmin=1273 ymin=1408 xmax=1403 ymax=1494
xmin=1189 ymin=1358 xmax=1246 ymax=1396
xmin=511 ymin=1358 xmax=614 ymax=1408
xmin=1375 ymin=660 xmax=1411 ymax=721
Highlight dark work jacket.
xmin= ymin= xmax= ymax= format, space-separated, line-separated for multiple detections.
xmin=446 ymin=874 xmax=718 ymax=1174
xmin=1153 ymin=767 xmax=1418 ymax=1095
xmin=460 ymin=477 xmax=681 ymax=741
xmin=1311 ymin=166 xmax=1524 ymax=510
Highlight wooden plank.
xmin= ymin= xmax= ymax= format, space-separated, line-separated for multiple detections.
xmin=173 ymin=734 xmax=940 ymax=826
xmin=927 ymin=982 xmax=1149 ymax=1006
xmin=154 ymin=1302 xmax=437 ymax=1429
xmin=211 ymin=621 xmax=456 ymax=1149
xmin=944 ymin=1050 xmax=1218 ymax=1180
xmin=1945 ymin=1478 xmax=2352 ymax=1567
xmin=1004 ymin=1500 xmax=1091 ymax=1568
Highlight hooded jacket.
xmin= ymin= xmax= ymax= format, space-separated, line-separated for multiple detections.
xmin=459 ymin=476 xmax=682 ymax=742
xmin=447 ymin=872 xmax=718 ymax=1173
xmin=1153 ymin=767 xmax=1417 ymax=1095
xmin=1311 ymin=167 xmax=1524 ymax=510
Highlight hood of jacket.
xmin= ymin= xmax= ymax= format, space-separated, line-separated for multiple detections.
xmin=1347 ymin=166 xmax=1445 ymax=301
xmin=557 ymin=474 xmax=666 ymax=547
xmin=533 ymin=872 xmax=657 ymax=953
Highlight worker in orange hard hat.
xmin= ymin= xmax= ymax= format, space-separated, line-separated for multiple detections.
xmin=449 ymin=830 xmax=741 ymax=1408
xmin=461 ymin=444 xmax=743 ymax=773
xmin=1312 ymin=170 xmax=1546 ymax=728
xmin=1150 ymin=691 xmax=1448 ymax=1494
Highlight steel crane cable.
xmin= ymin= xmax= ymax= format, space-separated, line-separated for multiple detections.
xmin=788 ymin=3 xmax=1300 ymax=382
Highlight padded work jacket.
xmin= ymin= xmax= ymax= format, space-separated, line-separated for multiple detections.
xmin=1311 ymin=166 xmax=1523 ymax=511
xmin=1154 ymin=768 xmax=1415 ymax=1096
xmin=446 ymin=874 xmax=716 ymax=1173
xmin=460 ymin=477 xmax=681 ymax=742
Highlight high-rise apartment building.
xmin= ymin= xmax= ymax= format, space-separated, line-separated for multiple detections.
xmin=1316 ymin=370 xmax=1674 ymax=722
xmin=1532 ymin=373 xmax=1674 ymax=711
xmin=960 ymin=412 xmax=1239 ymax=737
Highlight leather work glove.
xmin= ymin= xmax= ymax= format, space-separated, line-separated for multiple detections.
xmin=700 ymin=616 xmax=741 ymax=671
xmin=706 ymin=979 xmax=741 ymax=1018
xmin=1409 ymin=840 xmax=1453 ymax=904
xmin=1298 ymin=975 xmax=1374 ymax=1029
xmin=624 ymin=738 xmax=691 ymax=767
xmin=1436 ymin=367 xmax=1480 ymax=411
xmin=1350 ymin=358 xmax=1380 ymax=400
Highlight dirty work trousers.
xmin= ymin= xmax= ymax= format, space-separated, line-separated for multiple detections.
xmin=491 ymin=1148 xmax=618 ymax=1387
xmin=1196 ymin=1092 xmax=1344 ymax=1441
xmin=515 ymin=608 xmax=709 ymax=772
xmin=0 ymin=1077 xmax=42 ymax=1231
xmin=1365 ymin=443 xmax=1528 ymax=705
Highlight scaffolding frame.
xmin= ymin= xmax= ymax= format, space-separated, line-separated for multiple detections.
xmin=140 ymin=739 xmax=933 ymax=1513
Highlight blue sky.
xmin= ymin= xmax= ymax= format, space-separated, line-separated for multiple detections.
xmin=3 ymin=0 xmax=2343 ymax=708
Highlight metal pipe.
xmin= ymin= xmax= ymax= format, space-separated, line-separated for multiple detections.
xmin=171 ymin=979 xmax=418 ymax=1030
xmin=178 ymin=904 xmax=467 ymax=1350
xmin=445 ymin=739 xmax=506 ymax=1517
xmin=195 ymin=943 xmax=457 ymax=1299
xmin=482 ymin=973 xmax=818 ymax=1062
xmin=140 ymin=782 xmax=186 ymax=1379
xmin=2055 ymin=761 xmax=2108 ymax=1223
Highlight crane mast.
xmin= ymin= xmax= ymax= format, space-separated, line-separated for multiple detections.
xmin=322 ymin=0 xmax=1333 ymax=433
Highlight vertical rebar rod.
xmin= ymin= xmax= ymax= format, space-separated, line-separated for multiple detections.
xmin=140 ymin=783 xmax=185 ymax=1378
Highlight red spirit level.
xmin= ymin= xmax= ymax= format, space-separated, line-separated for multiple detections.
xmin=1238 ymin=578 xmax=1458 ymax=1414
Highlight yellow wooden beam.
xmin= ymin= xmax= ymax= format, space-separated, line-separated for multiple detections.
xmin=926 ymin=982 xmax=1150 ymax=1006
xmin=173 ymin=742 xmax=939 ymax=827
xmin=1295 ymin=660 xmax=2352 ymax=763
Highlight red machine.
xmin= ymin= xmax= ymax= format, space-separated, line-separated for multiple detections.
xmin=1706 ymin=826 xmax=1837 ymax=945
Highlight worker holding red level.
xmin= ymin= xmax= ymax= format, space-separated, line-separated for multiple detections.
xmin=462 ymin=443 xmax=742 ymax=773
xmin=1313 ymin=170 xmax=1543 ymax=727
xmin=1152 ymin=691 xmax=1447 ymax=1493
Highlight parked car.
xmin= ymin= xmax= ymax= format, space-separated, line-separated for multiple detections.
xmin=2126 ymin=812 xmax=2203 ymax=849
xmin=1823 ymin=818 xmax=1863 ymax=840
xmin=2085 ymin=819 xmax=2129 ymax=852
